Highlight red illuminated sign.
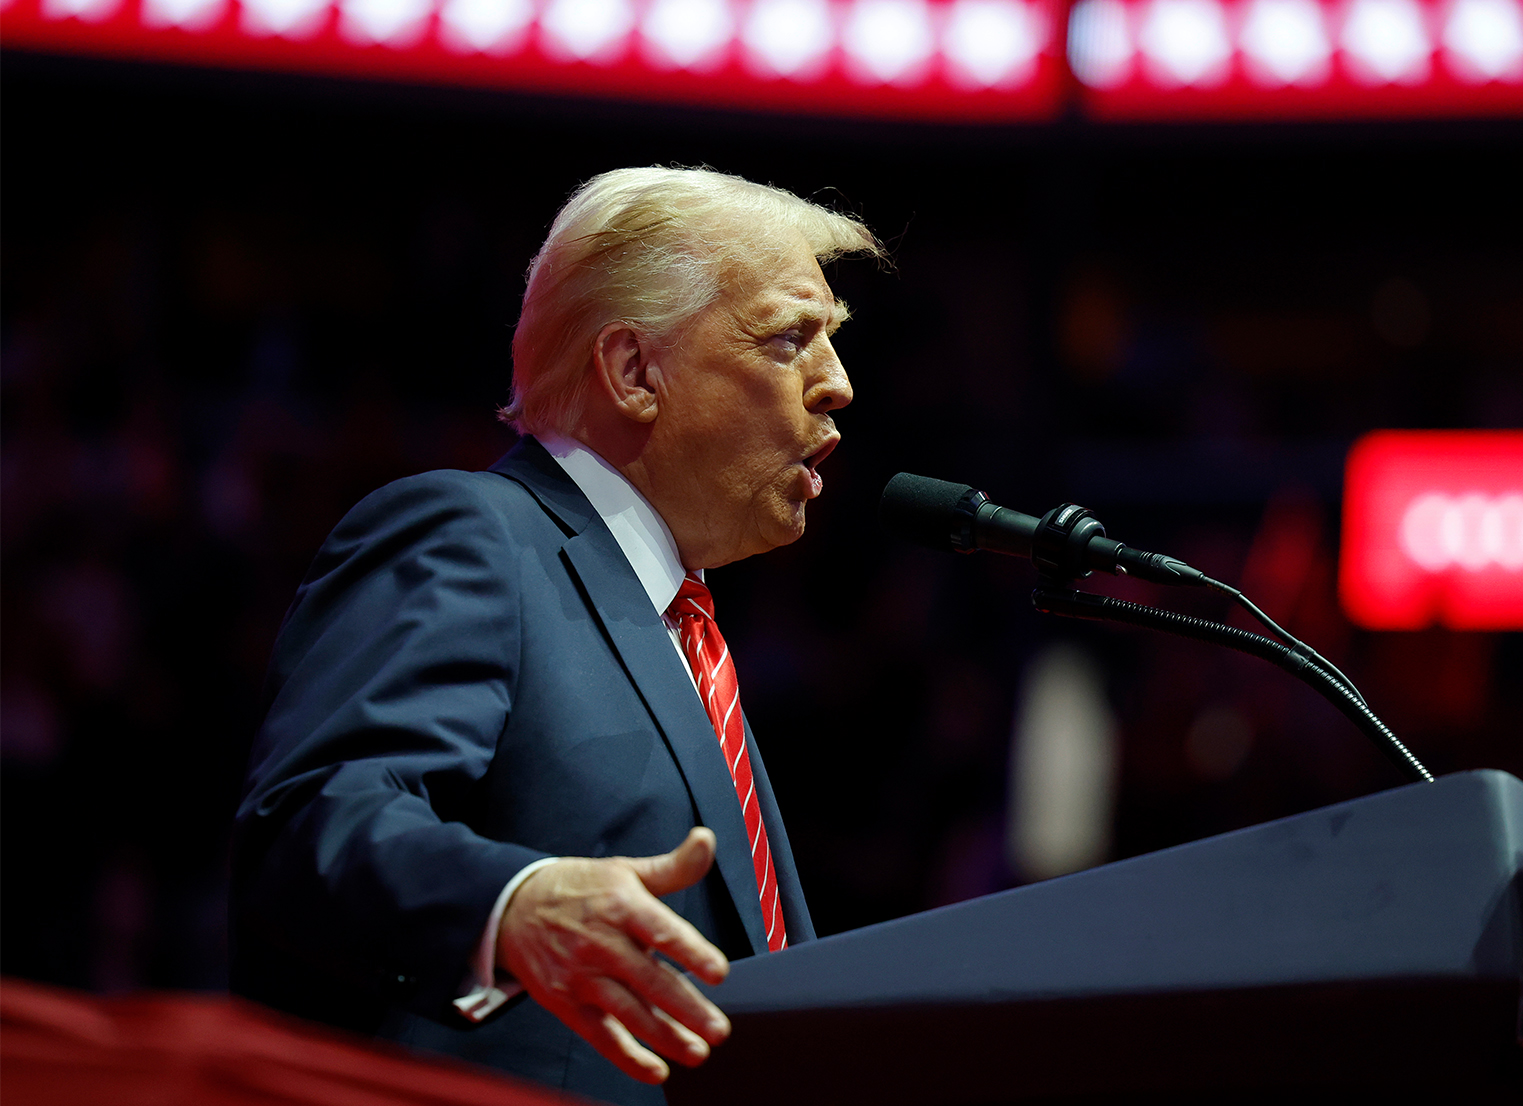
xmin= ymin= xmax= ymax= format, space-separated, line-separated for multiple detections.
xmin=0 ymin=0 xmax=1068 ymax=121
xmin=4 ymin=0 xmax=1520 ymax=118
xmin=1068 ymin=0 xmax=1523 ymax=118
xmin=1340 ymin=430 xmax=1523 ymax=630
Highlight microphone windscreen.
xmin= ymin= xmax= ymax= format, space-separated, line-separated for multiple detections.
xmin=880 ymin=473 xmax=974 ymax=551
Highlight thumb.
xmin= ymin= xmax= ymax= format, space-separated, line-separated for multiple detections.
xmin=628 ymin=826 xmax=717 ymax=897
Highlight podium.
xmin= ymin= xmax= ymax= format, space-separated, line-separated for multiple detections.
xmin=667 ymin=770 xmax=1522 ymax=1103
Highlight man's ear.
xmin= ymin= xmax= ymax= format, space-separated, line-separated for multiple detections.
xmin=592 ymin=323 xmax=660 ymax=424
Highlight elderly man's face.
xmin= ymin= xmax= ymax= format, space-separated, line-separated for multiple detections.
xmin=649 ymin=228 xmax=852 ymax=569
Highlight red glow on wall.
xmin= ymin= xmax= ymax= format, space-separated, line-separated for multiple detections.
xmin=1340 ymin=430 xmax=1523 ymax=630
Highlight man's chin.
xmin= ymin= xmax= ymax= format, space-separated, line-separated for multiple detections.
xmin=709 ymin=495 xmax=809 ymax=566
xmin=751 ymin=503 xmax=808 ymax=556
xmin=771 ymin=504 xmax=809 ymax=547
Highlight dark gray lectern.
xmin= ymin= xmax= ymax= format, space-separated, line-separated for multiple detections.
xmin=668 ymin=770 xmax=1522 ymax=1103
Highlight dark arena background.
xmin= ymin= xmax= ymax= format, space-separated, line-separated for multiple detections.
xmin=2 ymin=11 xmax=1521 ymax=1094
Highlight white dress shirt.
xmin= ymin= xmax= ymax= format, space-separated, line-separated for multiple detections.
xmin=454 ymin=435 xmax=701 ymax=1021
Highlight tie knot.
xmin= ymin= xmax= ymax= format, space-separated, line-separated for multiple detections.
xmin=667 ymin=572 xmax=715 ymax=623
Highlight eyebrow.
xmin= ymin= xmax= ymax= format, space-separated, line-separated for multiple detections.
xmin=827 ymin=298 xmax=851 ymax=333
xmin=767 ymin=294 xmax=850 ymax=336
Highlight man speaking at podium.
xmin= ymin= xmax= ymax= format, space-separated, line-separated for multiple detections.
xmin=231 ymin=167 xmax=882 ymax=1105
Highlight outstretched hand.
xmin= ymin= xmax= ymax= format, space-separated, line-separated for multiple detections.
xmin=496 ymin=827 xmax=733 ymax=1084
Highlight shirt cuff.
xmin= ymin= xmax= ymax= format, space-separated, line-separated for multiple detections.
xmin=452 ymin=855 xmax=561 ymax=1023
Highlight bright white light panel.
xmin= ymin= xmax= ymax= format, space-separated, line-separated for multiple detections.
xmin=4 ymin=0 xmax=1521 ymax=117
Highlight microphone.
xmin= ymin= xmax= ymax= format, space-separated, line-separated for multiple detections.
xmin=879 ymin=477 xmax=1431 ymax=783
xmin=879 ymin=473 xmax=1208 ymax=587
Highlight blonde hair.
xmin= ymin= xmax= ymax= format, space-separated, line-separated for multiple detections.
xmin=502 ymin=166 xmax=883 ymax=436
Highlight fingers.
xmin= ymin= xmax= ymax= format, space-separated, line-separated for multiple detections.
xmin=539 ymin=897 xmax=728 ymax=1045
xmin=610 ymin=945 xmax=731 ymax=1046
xmin=537 ymin=967 xmax=715 ymax=1085
xmin=584 ymin=973 xmax=713 ymax=1066
xmin=622 ymin=828 xmax=730 ymax=986
xmin=497 ymin=833 xmax=736 ymax=1081
xmin=558 ymin=1001 xmax=671 ymax=1084
xmin=622 ymin=894 xmax=730 ymax=987
xmin=626 ymin=826 xmax=716 ymax=898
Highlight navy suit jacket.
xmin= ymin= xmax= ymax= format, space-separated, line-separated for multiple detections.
xmin=231 ymin=437 xmax=813 ymax=1105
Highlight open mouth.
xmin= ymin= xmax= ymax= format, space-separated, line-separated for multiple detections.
xmin=802 ymin=437 xmax=838 ymax=498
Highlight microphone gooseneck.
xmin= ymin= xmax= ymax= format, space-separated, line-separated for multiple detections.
xmin=879 ymin=471 xmax=1428 ymax=785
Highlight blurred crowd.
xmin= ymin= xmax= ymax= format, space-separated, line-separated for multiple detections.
xmin=3 ymin=59 xmax=1519 ymax=996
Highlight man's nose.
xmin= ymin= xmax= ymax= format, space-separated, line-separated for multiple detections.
xmin=806 ymin=346 xmax=853 ymax=413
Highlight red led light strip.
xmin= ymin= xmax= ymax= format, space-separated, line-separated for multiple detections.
xmin=1069 ymin=0 xmax=1523 ymax=119
xmin=0 ymin=0 xmax=1069 ymax=120
xmin=2 ymin=0 xmax=1519 ymax=131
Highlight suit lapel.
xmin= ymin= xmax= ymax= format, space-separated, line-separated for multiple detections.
xmin=743 ymin=714 xmax=815 ymax=943
xmin=561 ymin=537 xmax=770 ymax=955
xmin=490 ymin=439 xmax=772 ymax=956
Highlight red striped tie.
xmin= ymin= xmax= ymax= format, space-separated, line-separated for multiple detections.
xmin=667 ymin=573 xmax=788 ymax=953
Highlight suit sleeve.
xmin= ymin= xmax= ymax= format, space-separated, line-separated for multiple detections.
xmin=233 ymin=470 xmax=548 ymax=1021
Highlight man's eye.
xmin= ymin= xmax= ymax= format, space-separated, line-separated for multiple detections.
xmin=770 ymin=330 xmax=805 ymax=352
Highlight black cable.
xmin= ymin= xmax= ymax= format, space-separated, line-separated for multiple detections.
xmin=1031 ymin=586 xmax=1434 ymax=785
xmin=1200 ymin=575 xmax=1369 ymax=707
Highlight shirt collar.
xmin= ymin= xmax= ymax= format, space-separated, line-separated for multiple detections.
xmin=539 ymin=434 xmax=694 ymax=615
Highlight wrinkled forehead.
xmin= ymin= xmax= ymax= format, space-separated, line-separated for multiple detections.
xmin=709 ymin=222 xmax=840 ymax=320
